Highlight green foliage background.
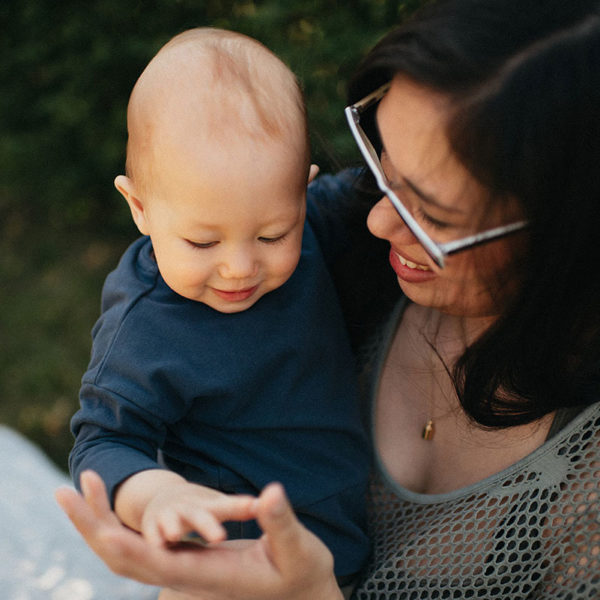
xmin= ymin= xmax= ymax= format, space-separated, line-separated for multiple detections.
xmin=0 ymin=0 xmax=424 ymax=471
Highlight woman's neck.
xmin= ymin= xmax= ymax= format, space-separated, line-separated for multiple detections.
xmin=375 ymin=302 xmax=555 ymax=495
xmin=405 ymin=304 xmax=498 ymax=367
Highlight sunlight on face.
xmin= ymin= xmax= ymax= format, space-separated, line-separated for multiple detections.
xmin=366 ymin=76 xmax=520 ymax=318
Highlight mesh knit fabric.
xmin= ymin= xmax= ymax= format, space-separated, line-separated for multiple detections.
xmin=352 ymin=306 xmax=600 ymax=599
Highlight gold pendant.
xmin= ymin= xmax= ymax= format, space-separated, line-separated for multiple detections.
xmin=422 ymin=419 xmax=434 ymax=441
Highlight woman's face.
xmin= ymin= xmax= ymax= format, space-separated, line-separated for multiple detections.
xmin=367 ymin=76 xmax=522 ymax=318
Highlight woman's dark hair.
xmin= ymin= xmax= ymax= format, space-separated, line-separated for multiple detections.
xmin=349 ymin=0 xmax=600 ymax=427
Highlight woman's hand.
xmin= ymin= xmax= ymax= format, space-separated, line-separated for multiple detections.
xmin=55 ymin=471 xmax=343 ymax=600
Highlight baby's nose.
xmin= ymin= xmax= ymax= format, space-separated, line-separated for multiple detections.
xmin=219 ymin=249 xmax=258 ymax=279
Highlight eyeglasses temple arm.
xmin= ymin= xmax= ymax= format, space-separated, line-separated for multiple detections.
xmin=438 ymin=221 xmax=529 ymax=255
xmin=344 ymin=106 xmax=447 ymax=268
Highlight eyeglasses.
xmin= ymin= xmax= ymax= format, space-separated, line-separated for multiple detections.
xmin=344 ymin=82 xmax=528 ymax=269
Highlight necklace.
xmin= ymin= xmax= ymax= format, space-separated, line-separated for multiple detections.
xmin=391 ymin=303 xmax=467 ymax=442
xmin=420 ymin=398 xmax=459 ymax=441
xmin=422 ymin=419 xmax=435 ymax=441
xmin=420 ymin=371 xmax=457 ymax=442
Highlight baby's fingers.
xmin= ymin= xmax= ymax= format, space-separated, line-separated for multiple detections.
xmin=170 ymin=492 xmax=256 ymax=543
xmin=157 ymin=507 xmax=225 ymax=546
xmin=141 ymin=513 xmax=169 ymax=547
xmin=204 ymin=492 xmax=257 ymax=524
xmin=144 ymin=493 xmax=256 ymax=547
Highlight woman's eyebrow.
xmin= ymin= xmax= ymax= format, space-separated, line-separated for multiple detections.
xmin=379 ymin=138 xmax=465 ymax=216
xmin=402 ymin=176 xmax=465 ymax=215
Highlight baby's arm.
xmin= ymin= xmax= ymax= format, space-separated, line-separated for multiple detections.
xmin=114 ymin=470 xmax=255 ymax=546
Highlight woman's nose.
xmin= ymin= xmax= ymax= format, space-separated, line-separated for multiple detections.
xmin=367 ymin=196 xmax=417 ymax=244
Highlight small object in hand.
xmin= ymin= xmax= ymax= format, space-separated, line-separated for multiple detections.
xmin=170 ymin=532 xmax=209 ymax=548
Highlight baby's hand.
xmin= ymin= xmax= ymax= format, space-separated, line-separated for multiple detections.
xmin=140 ymin=482 xmax=253 ymax=547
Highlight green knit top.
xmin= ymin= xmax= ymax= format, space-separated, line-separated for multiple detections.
xmin=352 ymin=302 xmax=600 ymax=599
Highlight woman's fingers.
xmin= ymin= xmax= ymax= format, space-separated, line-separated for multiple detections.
xmin=55 ymin=476 xmax=341 ymax=599
xmin=254 ymin=483 xmax=343 ymax=600
xmin=55 ymin=471 xmax=175 ymax=584
xmin=254 ymin=482 xmax=295 ymax=561
xmin=56 ymin=482 xmax=175 ymax=585
xmin=79 ymin=470 xmax=115 ymax=519
xmin=255 ymin=483 xmax=329 ymax=574
xmin=54 ymin=486 xmax=94 ymax=536
xmin=55 ymin=473 xmax=117 ymax=538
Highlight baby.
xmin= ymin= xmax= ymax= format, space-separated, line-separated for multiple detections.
xmin=69 ymin=28 xmax=369 ymax=587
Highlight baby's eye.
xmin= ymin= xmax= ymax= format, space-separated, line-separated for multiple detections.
xmin=258 ymin=233 xmax=287 ymax=244
xmin=187 ymin=240 xmax=218 ymax=249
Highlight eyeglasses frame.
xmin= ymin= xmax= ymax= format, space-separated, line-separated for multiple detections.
xmin=344 ymin=82 xmax=528 ymax=268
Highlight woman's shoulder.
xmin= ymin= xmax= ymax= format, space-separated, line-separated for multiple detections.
xmin=543 ymin=399 xmax=600 ymax=485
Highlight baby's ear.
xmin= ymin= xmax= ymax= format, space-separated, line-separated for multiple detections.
xmin=114 ymin=175 xmax=149 ymax=235
xmin=307 ymin=164 xmax=320 ymax=184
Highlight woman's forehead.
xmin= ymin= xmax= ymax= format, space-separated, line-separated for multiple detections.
xmin=377 ymin=77 xmax=450 ymax=175
xmin=377 ymin=76 xmax=486 ymax=215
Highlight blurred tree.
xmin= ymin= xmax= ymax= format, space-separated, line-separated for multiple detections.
xmin=0 ymin=0 xmax=427 ymax=233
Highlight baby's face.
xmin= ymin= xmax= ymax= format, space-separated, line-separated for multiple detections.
xmin=139 ymin=136 xmax=307 ymax=313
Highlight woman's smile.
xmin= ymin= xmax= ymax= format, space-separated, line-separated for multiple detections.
xmin=394 ymin=250 xmax=431 ymax=271
xmin=389 ymin=248 xmax=436 ymax=283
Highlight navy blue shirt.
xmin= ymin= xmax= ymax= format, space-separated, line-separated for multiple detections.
xmin=70 ymin=194 xmax=370 ymax=578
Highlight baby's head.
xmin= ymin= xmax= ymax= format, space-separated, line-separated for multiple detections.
xmin=115 ymin=28 xmax=314 ymax=313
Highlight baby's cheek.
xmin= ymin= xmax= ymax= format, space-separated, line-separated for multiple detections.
xmin=165 ymin=265 xmax=211 ymax=300
xmin=274 ymin=254 xmax=301 ymax=282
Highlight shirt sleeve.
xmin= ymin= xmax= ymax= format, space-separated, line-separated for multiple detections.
xmin=306 ymin=168 xmax=401 ymax=351
xmin=306 ymin=167 xmax=371 ymax=265
xmin=69 ymin=278 xmax=198 ymax=505
xmin=69 ymin=382 xmax=170 ymax=504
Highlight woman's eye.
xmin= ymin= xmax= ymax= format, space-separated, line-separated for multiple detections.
xmin=258 ymin=234 xmax=287 ymax=244
xmin=187 ymin=240 xmax=218 ymax=249
xmin=414 ymin=207 xmax=450 ymax=231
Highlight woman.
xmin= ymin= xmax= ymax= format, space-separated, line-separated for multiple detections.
xmin=56 ymin=0 xmax=600 ymax=597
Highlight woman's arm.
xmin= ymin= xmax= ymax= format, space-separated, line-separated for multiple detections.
xmin=56 ymin=471 xmax=344 ymax=600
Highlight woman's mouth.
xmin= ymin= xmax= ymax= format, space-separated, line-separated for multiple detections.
xmin=396 ymin=253 xmax=431 ymax=271
xmin=389 ymin=249 xmax=436 ymax=283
